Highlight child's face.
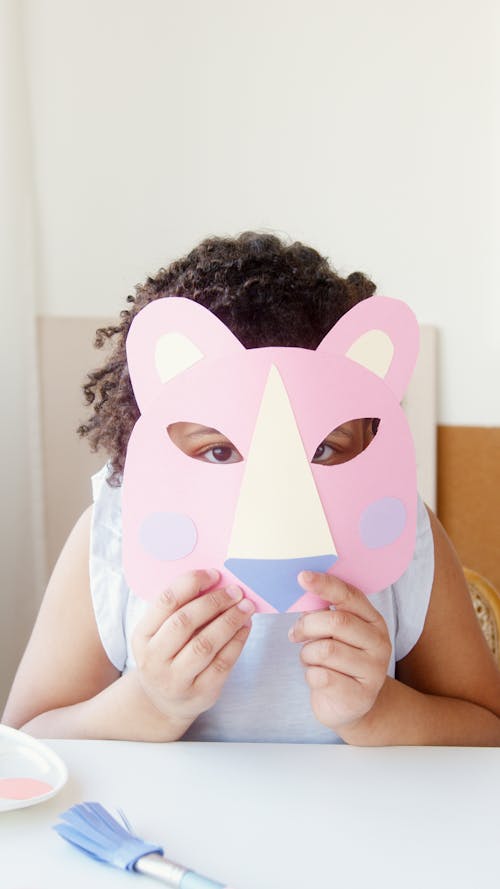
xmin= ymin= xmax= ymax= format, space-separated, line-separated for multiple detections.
xmin=168 ymin=419 xmax=375 ymax=467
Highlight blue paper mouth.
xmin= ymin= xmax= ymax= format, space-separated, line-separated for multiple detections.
xmin=224 ymin=554 xmax=338 ymax=612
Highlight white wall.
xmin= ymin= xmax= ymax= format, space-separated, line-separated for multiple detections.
xmin=23 ymin=0 xmax=500 ymax=426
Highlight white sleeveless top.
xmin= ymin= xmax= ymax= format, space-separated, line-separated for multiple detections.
xmin=90 ymin=465 xmax=434 ymax=744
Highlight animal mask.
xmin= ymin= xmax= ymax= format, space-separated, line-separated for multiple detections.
xmin=122 ymin=296 xmax=419 ymax=612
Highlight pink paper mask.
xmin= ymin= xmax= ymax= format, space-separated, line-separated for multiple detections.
xmin=122 ymin=296 xmax=420 ymax=612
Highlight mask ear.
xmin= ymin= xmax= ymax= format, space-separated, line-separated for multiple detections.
xmin=126 ymin=296 xmax=244 ymax=413
xmin=317 ymin=296 xmax=420 ymax=401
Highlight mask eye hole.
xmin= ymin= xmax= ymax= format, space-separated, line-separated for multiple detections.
xmin=167 ymin=422 xmax=243 ymax=465
xmin=313 ymin=418 xmax=380 ymax=466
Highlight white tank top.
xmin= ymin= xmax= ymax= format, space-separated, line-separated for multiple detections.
xmin=90 ymin=465 xmax=434 ymax=743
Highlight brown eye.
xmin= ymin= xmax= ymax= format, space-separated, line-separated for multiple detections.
xmin=312 ymin=418 xmax=380 ymax=466
xmin=167 ymin=422 xmax=243 ymax=464
xmin=313 ymin=442 xmax=336 ymax=463
xmin=201 ymin=445 xmax=241 ymax=464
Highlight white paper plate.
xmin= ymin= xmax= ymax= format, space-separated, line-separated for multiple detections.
xmin=0 ymin=724 xmax=68 ymax=812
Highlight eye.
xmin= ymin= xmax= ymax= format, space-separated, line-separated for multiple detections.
xmin=167 ymin=422 xmax=243 ymax=465
xmin=199 ymin=445 xmax=242 ymax=464
xmin=312 ymin=442 xmax=337 ymax=464
xmin=312 ymin=418 xmax=380 ymax=466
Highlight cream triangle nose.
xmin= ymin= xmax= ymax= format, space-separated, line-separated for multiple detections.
xmin=225 ymin=365 xmax=337 ymax=608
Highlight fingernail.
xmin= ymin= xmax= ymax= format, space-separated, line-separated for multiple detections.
xmin=206 ymin=569 xmax=219 ymax=581
xmin=226 ymin=585 xmax=243 ymax=601
xmin=198 ymin=569 xmax=220 ymax=591
xmin=297 ymin=571 xmax=316 ymax=586
xmin=288 ymin=625 xmax=296 ymax=641
xmin=237 ymin=598 xmax=255 ymax=613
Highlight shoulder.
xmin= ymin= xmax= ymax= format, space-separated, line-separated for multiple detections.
xmin=423 ymin=506 xmax=481 ymax=638
xmin=43 ymin=505 xmax=94 ymax=607
xmin=2 ymin=505 xmax=119 ymax=728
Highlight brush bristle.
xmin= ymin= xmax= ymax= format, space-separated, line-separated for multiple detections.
xmin=54 ymin=802 xmax=163 ymax=871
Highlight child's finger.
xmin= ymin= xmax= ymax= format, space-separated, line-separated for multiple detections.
xmin=149 ymin=584 xmax=249 ymax=661
xmin=300 ymin=637 xmax=372 ymax=681
xmin=305 ymin=664 xmax=353 ymax=691
xmin=193 ymin=624 xmax=252 ymax=697
xmin=136 ymin=569 xmax=219 ymax=640
xmin=305 ymin=666 xmax=379 ymax=730
xmin=298 ymin=570 xmax=381 ymax=622
xmin=171 ymin=598 xmax=255 ymax=680
xmin=289 ymin=608 xmax=388 ymax=654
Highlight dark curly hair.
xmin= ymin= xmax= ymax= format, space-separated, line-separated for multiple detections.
xmin=78 ymin=231 xmax=376 ymax=485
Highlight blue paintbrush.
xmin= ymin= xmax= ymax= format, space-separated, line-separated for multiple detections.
xmin=54 ymin=802 xmax=235 ymax=888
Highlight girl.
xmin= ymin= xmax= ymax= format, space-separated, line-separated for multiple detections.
xmin=3 ymin=232 xmax=500 ymax=744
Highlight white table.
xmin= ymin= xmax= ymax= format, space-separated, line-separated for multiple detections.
xmin=1 ymin=741 xmax=498 ymax=889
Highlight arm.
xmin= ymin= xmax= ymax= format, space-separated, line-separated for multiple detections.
xmin=2 ymin=508 xmax=254 ymax=741
xmin=358 ymin=508 xmax=500 ymax=746
xmin=290 ymin=508 xmax=500 ymax=746
xmin=1 ymin=507 xmax=184 ymax=740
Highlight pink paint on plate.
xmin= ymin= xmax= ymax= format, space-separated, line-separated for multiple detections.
xmin=0 ymin=777 xmax=53 ymax=800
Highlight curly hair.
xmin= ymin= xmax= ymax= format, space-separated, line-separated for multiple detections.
xmin=78 ymin=231 xmax=376 ymax=485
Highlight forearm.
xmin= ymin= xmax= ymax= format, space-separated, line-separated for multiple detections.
xmin=339 ymin=677 xmax=500 ymax=747
xmin=20 ymin=671 xmax=193 ymax=743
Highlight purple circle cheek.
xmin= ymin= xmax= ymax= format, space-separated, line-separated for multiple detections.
xmin=139 ymin=512 xmax=197 ymax=561
xmin=359 ymin=497 xmax=407 ymax=549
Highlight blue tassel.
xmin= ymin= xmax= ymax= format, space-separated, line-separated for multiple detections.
xmin=54 ymin=802 xmax=164 ymax=871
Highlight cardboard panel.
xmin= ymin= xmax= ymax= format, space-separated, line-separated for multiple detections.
xmin=438 ymin=426 xmax=500 ymax=591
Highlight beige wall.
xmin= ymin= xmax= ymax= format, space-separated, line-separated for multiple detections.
xmin=37 ymin=317 xmax=113 ymax=577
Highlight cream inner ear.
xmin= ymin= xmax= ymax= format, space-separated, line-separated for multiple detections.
xmin=346 ymin=329 xmax=394 ymax=379
xmin=154 ymin=332 xmax=204 ymax=383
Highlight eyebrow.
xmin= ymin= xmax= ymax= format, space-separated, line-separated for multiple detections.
xmin=183 ymin=424 xmax=355 ymax=441
xmin=185 ymin=426 xmax=224 ymax=438
xmin=329 ymin=425 xmax=354 ymax=440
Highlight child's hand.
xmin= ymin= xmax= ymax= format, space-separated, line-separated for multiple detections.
xmin=288 ymin=571 xmax=391 ymax=736
xmin=132 ymin=570 xmax=254 ymax=729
